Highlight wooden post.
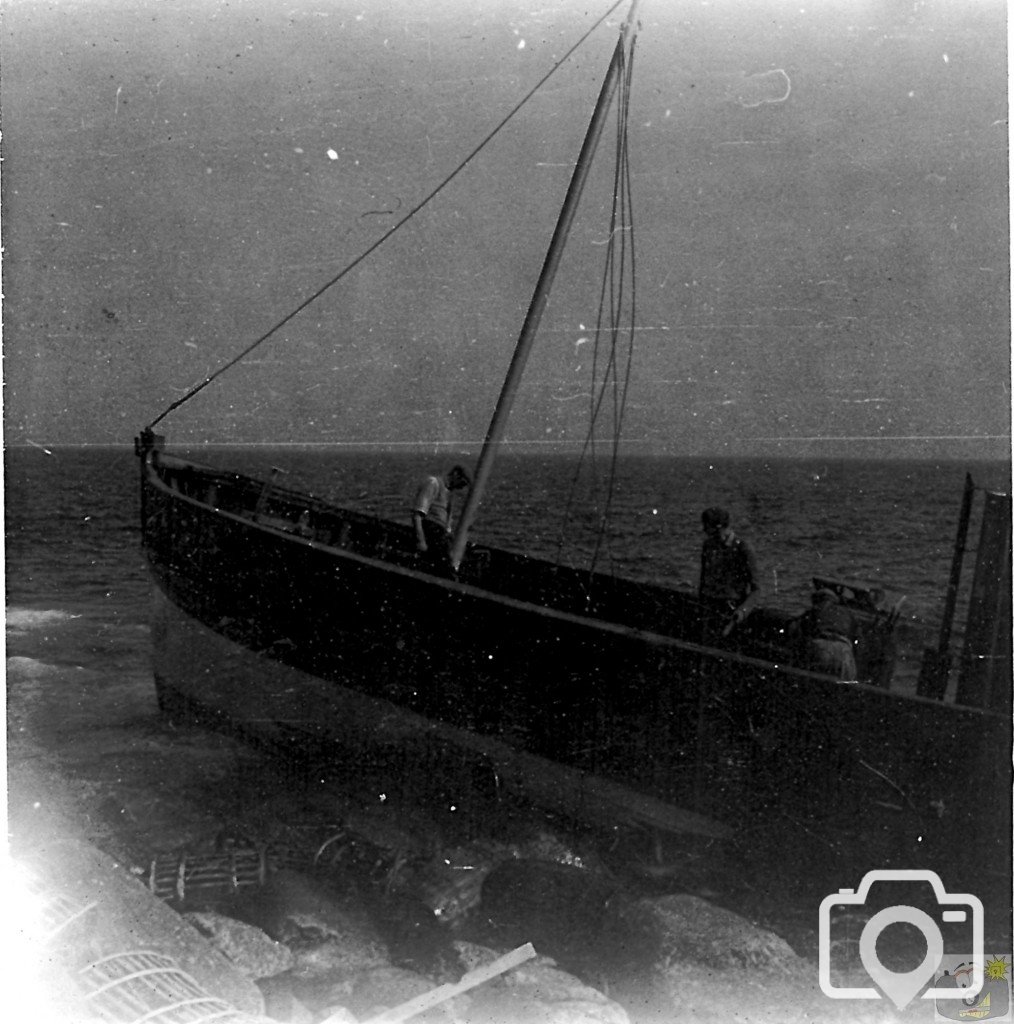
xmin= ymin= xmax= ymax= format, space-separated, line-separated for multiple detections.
xmin=916 ymin=472 xmax=975 ymax=699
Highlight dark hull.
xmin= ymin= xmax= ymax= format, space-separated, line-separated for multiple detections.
xmin=141 ymin=448 xmax=1011 ymax=881
xmin=151 ymin=588 xmax=729 ymax=841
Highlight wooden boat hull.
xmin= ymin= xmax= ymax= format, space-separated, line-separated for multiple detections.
xmin=151 ymin=588 xmax=731 ymax=841
xmin=141 ymin=448 xmax=1011 ymax=885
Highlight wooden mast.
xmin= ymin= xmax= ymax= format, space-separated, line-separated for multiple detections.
xmin=450 ymin=2 xmax=640 ymax=571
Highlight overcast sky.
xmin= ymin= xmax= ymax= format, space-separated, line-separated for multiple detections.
xmin=2 ymin=0 xmax=1009 ymax=458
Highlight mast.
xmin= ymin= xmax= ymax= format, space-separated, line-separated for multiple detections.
xmin=450 ymin=2 xmax=640 ymax=571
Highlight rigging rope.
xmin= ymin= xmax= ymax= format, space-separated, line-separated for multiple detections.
xmin=556 ymin=36 xmax=639 ymax=583
xmin=147 ymin=0 xmax=628 ymax=432
xmin=592 ymin=40 xmax=639 ymax=578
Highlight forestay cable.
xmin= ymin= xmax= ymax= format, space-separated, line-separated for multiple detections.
xmin=147 ymin=0 xmax=628 ymax=432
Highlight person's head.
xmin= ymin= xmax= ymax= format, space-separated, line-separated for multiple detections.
xmin=812 ymin=588 xmax=839 ymax=606
xmin=447 ymin=465 xmax=471 ymax=490
xmin=701 ymin=506 xmax=730 ymax=538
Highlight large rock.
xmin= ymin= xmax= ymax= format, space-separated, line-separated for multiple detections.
xmin=607 ymin=893 xmax=803 ymax=975
xmin=256 ymin=975 xmax=317 ymax=1024
xmin=601 ymin=894 xmax=902 ymax=1023
xmin=237 ymin=868 xmax=390 ymax=980
xmin=401 ymin=826 xmax=608 ymax=931
xmin=184 ymin=910 xmax=294 ymax=979
xmin=478 ymin=859 xmax=618 ymax=962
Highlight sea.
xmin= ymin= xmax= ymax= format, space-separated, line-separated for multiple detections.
xmin=5 ymin=445 xmax=1012 ymax=986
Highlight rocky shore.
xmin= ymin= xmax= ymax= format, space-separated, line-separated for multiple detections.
xmin=7 ymin=699 xmax=916 ymax=1024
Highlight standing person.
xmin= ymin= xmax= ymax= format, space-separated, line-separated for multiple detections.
xmin=698 ymin=506 xmax=761 ymax=641
xmin=795 ymin=588 xmax=859 ymax=680
xmin=412 ymin=465 xmax=471 ymax=572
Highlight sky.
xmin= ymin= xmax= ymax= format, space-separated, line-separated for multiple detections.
xmin=1 ymin=0 xmax=1009 ymax=459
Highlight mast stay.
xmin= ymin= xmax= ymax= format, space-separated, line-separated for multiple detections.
xmin=143 ymin=1 xmax=631 ymax=435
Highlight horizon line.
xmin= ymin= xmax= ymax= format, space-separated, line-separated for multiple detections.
xmin=9 ymin=434 xmax=1009 ymax=449
xmin=6 ymin=440 xmax=1010 ymax=463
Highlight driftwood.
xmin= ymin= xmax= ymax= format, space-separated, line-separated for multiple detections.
xmin=338 ymin=942 xmax=537 ymax=1024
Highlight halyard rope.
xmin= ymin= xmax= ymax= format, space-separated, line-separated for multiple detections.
xmin=556 ymin=35 xmax=639 ymax=580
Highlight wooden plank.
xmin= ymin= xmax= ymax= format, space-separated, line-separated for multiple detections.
xmin=354 ymin=943 xmax=537 ymax=1024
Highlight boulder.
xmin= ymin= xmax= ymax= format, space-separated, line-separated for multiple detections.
xmin=184 ymin=910 xmax=293 ymax=978
xmin=601 ymin=894 xmax=900 ymax=1023
xmin=286 ymin=934 xmax=387 ymax=981
xmin=236 ymin=868 xmax=390 ymax=979
xmin=256 ymin=975 xmax=317 ymax=1024
xmin=606 ymin=893 xmax=803 ymax=975
xmin=404 ymin=826 xmax=605 ymax=930
xmin=478 ymin=859 xmax=618 ymax=964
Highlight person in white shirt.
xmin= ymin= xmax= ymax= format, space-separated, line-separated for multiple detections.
xmin=412 ymin=465 xmax=471 ymax=571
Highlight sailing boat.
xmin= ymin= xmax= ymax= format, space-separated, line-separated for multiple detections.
xmin=135 ymin=4 xmax=1010 ymax=872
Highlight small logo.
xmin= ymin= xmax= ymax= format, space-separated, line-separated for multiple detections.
xmin=819 ymin=869 xmax=984 ymax=1010
xmin=934 ymin=954 xmax=1012 ymax=1021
